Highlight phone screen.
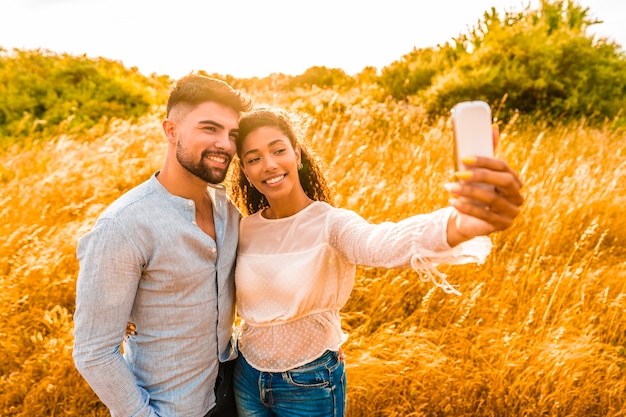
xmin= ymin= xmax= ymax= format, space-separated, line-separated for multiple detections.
xmin=451 ymin=101 xmax=494 ymax=171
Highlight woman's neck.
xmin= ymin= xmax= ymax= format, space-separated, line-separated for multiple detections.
xmin=264 ymin=193 xmax=314 ymax=219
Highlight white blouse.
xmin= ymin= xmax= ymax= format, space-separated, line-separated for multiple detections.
xmin=235 ymin=201 xmax=491 ymax=372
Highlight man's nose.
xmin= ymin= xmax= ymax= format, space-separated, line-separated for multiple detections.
xmin=214 ymin=132 xmax=234 ymax=151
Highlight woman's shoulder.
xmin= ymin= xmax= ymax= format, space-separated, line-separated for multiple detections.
xmin=239 ymin=202 xmax=355 ymax=227
xmin=240 ymin=209 xmax=265 ymax=225
xmin=307 ymin=201 xmax=352 ymax=218
xmin=308 ymin=202 xmax=364 ymax=226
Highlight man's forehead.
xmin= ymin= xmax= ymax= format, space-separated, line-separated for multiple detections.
xmin=176 ymin=101 xmax=240 ymax=128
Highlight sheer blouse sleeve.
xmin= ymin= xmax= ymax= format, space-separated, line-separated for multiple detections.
xmin=327 ymin=206 xmax=492 ymax=295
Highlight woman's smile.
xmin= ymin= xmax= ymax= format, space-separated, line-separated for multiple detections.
xmin=264 ymin=174 xmax=286 ymax=185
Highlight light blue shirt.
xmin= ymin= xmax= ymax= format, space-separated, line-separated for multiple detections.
xmin=73 ymin=173 xmax=240 ymax=417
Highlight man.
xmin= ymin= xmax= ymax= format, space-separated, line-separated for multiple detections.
xmin=73 ymin=73 xmax=252 ymax=417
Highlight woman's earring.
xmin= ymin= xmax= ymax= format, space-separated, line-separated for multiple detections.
xmin=297 ymin=162 xmax=303 ymax=171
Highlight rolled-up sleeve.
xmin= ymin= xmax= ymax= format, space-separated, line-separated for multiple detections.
xmin=73 ymin=218 xmax=157 ymax=417
xmin=328 ymin=206 xmax=492 ymax=295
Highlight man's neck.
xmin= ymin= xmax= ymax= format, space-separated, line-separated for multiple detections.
xmin=156 ymin=165 xmax=210 ymax=205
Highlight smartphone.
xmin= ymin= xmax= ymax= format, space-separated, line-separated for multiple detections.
xmin=451 ymin=100 xmax=494 ymax=171
xmin=451 ymin=101 xmax=495 ymax=200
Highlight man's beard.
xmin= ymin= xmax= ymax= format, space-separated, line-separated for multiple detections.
xmin=176 ymin=142 xmax=231 ymax=184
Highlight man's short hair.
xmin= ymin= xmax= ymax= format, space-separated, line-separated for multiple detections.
xmin=166 ymin=72 xmax=252 ymax=117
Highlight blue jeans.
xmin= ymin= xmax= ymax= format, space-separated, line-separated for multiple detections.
xmin=234 ymin=350 xmax=346 ymax=417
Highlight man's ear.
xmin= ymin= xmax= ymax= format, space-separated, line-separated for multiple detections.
xmin=162 ymin=119 xmax=177 ymax=144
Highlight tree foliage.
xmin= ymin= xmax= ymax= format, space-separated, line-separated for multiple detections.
xmin=287 ymin=66 xmax=355 ymax=90
xmin=377 ymin=0 xmax=626 ymax=123
xmin=0 ymin=48 xmax=170 ymax=145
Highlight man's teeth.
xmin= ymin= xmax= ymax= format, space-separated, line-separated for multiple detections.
xmin=208 ymin=155 xmax=226 ymax=163
xmin=266 ymin=175 xmax=284 ymax=184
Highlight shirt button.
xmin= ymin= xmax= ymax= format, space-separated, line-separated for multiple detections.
xmin=211 ymin=248 xmax=217 ymax=254
xmin=187 ymin=200 xmax=194 ymax=206
xmin=192 ymin=220 xmax=197 ymax=225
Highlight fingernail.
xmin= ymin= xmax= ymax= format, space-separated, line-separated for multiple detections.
xmin=455 ymin=171 xmax=473 ymax=180
xmin=461 ymin=156 xmax=477 ymax=164
xmin=444 ymin=182 xmax=461 ymax=193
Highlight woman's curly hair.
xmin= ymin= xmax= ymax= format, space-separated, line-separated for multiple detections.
xmin=230 ymin=107 xmax=333 ymax=215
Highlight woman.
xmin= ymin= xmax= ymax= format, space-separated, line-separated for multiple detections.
xmin=229 ymin=108 xmax=523 ymax=416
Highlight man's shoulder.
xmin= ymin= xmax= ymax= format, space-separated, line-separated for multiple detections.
xmin=100 ymin=177 xmax=160 ymax=220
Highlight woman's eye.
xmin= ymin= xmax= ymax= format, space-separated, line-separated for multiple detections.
xmin=247 ymin=157 xmax=260 ymax=164
xmin=274 ymin=148 xmax=286 ymax=155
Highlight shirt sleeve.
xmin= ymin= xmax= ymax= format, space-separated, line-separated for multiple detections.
xmin=327 ymin=206 xmax=492 ymax=295
xmin=73 ymin=218 xmax=158 ymax=417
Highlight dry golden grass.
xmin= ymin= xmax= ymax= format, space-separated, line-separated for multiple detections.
xmin=1 ymin=89 xmax=625 ymax=416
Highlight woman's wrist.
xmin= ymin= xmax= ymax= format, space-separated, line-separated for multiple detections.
xmin=446 ymin=210 xmax=474 ymax=247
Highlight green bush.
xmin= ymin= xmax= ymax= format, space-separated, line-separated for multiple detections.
xmin=0 ymin=48 xmax=170 ymax=146
xmin=287 ymin=66 xmax=355 ymax=90
xmin=378 ymin=45 xmax=458 ymax=101
xmin=377 ymin=0 xmax=626 ymax=124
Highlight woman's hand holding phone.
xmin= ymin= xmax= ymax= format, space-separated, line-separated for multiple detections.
xmin=445 ymin=101 xmax=524 ymax=246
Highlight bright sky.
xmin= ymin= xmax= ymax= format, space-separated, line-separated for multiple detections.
xmin=1 ymin=0 xmax=624 ymax=79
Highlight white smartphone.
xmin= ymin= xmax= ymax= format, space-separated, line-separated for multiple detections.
xmin=451 ymin=100 xmax=494 ymax=171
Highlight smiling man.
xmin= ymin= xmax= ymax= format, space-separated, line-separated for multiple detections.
xmin=73 ymin=73 xmax=252 ymax=417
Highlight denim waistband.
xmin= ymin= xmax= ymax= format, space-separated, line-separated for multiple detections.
xmin=289 ymin=350 xmax=338 ymax=372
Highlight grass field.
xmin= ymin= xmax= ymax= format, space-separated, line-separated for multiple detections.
xmin=1 ymin=87 xmax=625 ymax=416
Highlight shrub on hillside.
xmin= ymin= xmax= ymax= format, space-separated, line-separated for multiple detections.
xmin=378 ymin=0 xmax=626 ymax=124
xmin=378 ymin=45 xmax=458 ymax=101
xmin=0 ymin=48 xmax=170 ymax=145
xmin=287 ymin=66 xmax=355 ymax=90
